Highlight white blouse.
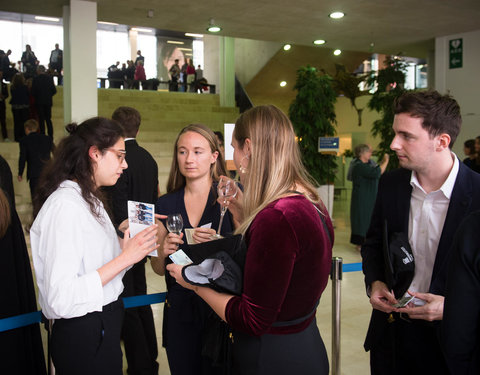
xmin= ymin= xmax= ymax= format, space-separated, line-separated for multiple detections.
xmin=31 ymin=180 xmax=126 ymax=319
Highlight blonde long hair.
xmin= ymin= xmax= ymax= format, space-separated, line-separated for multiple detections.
xmin=166 ymin=124 xmax=227 ymax=193
xmin=234 ymin=105 xmax=321 ymax=235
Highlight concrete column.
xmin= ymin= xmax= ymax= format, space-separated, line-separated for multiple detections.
xmin=219 ymin=36 xmax=235 ymax=107
xmin=129 ymin=29 xmax=138 ymax=61
xmin=63 ymin=0 xmax=97 ymax=124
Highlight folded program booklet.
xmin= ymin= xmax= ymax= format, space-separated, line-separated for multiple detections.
xmin=127 ymin=200 xmax=157 ymax=256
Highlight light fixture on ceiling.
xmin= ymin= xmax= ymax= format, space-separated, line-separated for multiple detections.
xmin=280 ymin=81 xmax=287 ymax=87
xmin=35 ymin=16 xmax=60 ymax=22
xmin=283 ymin=44 xmax=291 ymax=51
xmin=167 ymin=40 xmax=185 ymax=45
xmin=329 ymin=11 xmax=345 ymax=19
xmin=178 ymin=48 xmax=193 ymax=51
xmin=333 ymin=49 xmax=342 ymax=56
xmin=207 ymin=19 xmax=222 ymax=33
xmin=98 ymin=21 xmax=119 ymax=26
xmin=185 ymin=33 xmax=204 ymax=38
xmin=147 ymin=9 xmax=154 ymax=18
xmin=313 ymin=39 xmax=326 ymax=45
xmin=131 ymin=27 xmax=153 ymax=33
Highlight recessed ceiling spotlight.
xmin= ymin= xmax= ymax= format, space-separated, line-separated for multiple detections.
xmin=280 ymin=81 xmax=287 ymax=87
xmin=283 ymin=44 xmax=291 ymax=51
xmin=313 ymin=40 xmax=326 ymax=45
xmin=35 ymin=16 xmax=60 ymax=22
xmin=207 ymin=19 xmax=222 ymax=32
xmin=329 ymin=11 xmax=345 ymax=19
xmin=333 ymin=49 xmax=342 ymax=56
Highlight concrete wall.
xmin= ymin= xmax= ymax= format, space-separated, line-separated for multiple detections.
xmin=235 ymin=38 xmax=282 ymax=86
xmin=435 ymin=29 xmax=480 ymax=155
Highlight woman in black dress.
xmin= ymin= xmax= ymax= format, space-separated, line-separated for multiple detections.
xmin=151 ymin=124 xmax=234 ymax=375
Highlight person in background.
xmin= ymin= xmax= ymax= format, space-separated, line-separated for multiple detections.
xmin=186 ymin=59 xmax=196 ymax=92
xmin=213 ymin=131 xmax=225 ymax=159
xmin=167 ymin=105 xmax=334 ymax=374
xmin=168 ymin=59 xmax=181 ymax=92
xmin=32 ymin=65 xmax=56 ymax=139
xmin=134 ymin=60 xmax=146 ymax=90
xmin=160 ymin=45 xmax=185 ymax=83
xmin=9 ymin=72 xmax=29 ymax=142
xmin=196 ymin=65 xmax=203 ymax=80
xmin=30 ymin=117 xmax=160 ymax=374
xmin=49 ymin=43 xmax=63 ymax=85
xmin=471 ymin=136 xmax=480 ymax=173
xmin=151 ymin=124 xmax=232 ymax=375
xmin=17 ymin=119 xmax=53 ymax=201
xmin=21 ymin=44 xmax=37 ymax=78
xmin=135 ymin=50 xmax=144 ymax=66
xmin=350 ymin=144 xmax=389 ymax=250
xmin=361 ymin=91 xmax=480 ymax=374
xmin=0 ymin=70 xmax=8 ymax=141
xmin=103 ymin=106 xmax=160 ymax=375
xmin=0 ymin=156 xmax=46 ymax=375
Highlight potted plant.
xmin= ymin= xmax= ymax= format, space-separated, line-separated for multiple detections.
xmin=289 ymin=66 xmax=337 ymax=214
xmin=367 ymin=56 xmax=408 ymax=170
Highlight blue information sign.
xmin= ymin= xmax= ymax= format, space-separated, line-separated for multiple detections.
xmin=318 ymin=137 xmax=339 ymax=153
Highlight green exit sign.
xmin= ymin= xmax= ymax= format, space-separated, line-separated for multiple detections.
xmin=449 ymin=38 xmax=463 ymax=69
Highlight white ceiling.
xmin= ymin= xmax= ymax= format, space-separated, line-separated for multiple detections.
xmin=2 ymin=0 xmax=480 ymax=57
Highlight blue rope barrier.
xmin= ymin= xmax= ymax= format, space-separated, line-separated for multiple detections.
xmin=343 ymin=262 xmax=362 ymax=273
xmin=0 ymin=262 xmax=363 ymax=332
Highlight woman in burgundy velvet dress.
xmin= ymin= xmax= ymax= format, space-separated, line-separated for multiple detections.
xmin=168 ymin=105 xmax=333 ymax=375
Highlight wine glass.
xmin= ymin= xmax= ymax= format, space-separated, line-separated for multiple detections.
xmin=213 ymin=178 xmax=238 ymax=238
xmin=166 ymin=213 xmax=183 ymax=237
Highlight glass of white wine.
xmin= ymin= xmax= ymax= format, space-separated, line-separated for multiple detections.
xmin=166 ymin=213 xmax=183 ymax=241
xmin=213 ymin=177 xmax=238 ymax=238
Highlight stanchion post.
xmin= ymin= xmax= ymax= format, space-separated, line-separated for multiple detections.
xmin=330 ymin=257 xmax=343 ymax=375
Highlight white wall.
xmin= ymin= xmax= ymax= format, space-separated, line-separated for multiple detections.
xmin=435 ymin=29 xmax=480 ymax=155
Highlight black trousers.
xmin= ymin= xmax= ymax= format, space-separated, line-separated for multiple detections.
xmin=36 ymin=104 xmax=53 ymax=138
xmin=231 ymin=318 xmax=329 ymax=375
xmin=51 ymin=299 xmax=124 ymax=375
xmin=11 ymin=107 xmax=28 ymax=141
xmin=369 ymin=314 xmax=449 ymax=375
xmin=121 ymin=261 xmax=159 ymax=375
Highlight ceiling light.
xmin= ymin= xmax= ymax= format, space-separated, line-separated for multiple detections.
xmin=35 ymin=16 xmax=60 ymax=22
xmin=167 ymin=41 xmax=185 ymax=45
xmin=329 ymin=11 xmax=345 ymax=19
xmin=313 ymin=39 xmax=326 ymax=45
xmin=207 ymin=19 xmax=222 ymax=33
xmin=131 ymin=27 xmax=152 ymax=33
xmin=283 ymin=44 xmax=291 ymax=51
xmin=333 ymin=49 xmax=342 ymax=56
xmin=178 ymin=48 xmax=193 ymax=51
xmin=280 ymin=81 xmax=287 ymax=87
xmin=98 ymin=21 xmax=119 ymax=26
xmin=185 ymin=33 xmax=204 ymax=38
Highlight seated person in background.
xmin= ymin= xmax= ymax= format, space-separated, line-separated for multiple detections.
xmin=462 ymin=139 xmax=476 ymax=169
xmin=18 ymin=119 xmax=53 ymax=201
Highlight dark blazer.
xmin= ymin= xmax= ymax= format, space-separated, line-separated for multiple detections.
xmin=442 ymin=211 xmax=480 ymax=374
xmin=105 ymin=139 xmax=158 ymax=226
xmin=362 ymin=160 xmax=480 ymax=351
xmin=32 ymin=74 xmax=56 ymax=106
xmin=18 ymin=132 xmax=53 ymax=180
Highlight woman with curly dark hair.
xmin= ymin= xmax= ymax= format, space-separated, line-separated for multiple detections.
xmin=30 ymin=117 xmax=160 ymax=374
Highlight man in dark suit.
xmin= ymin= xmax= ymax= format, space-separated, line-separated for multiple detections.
xmin=49 ymin=43 xmax=63 ymax=85
xmin=32 ymin=65 xmax=56 ymax=138
xmin=361 ymin=90 xmax=480 ymax=375
xmin=105 ymin=106 xmax=159 ymax=375
xmin=17 ymin=119 xmax=53 ymax=201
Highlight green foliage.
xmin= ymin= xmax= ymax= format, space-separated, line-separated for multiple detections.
xmin=289 ymin=66 xmax=337 ymax=185
xmin=332 ymin=64 xmax=369 ymax=126
xmin=367 ymin=56 xmax=408 ymax=170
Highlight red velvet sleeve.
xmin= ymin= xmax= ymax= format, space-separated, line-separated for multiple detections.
xmin=225 ymin=197 xmax=332 ymax=336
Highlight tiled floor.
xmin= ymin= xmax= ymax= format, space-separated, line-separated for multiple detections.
xmin=18 ymin=185 xmax=371 ymax=375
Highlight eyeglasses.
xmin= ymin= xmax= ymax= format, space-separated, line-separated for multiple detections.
xmin=105 ymin=148 xmax=126 ymax=163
